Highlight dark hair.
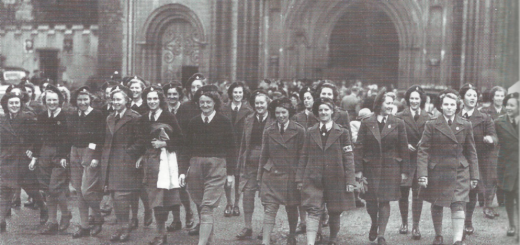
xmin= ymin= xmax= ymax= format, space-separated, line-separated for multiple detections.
xmin=481 ymin=88 xmax=492 ymax=103
xmin=299 ymin=86 xmax=315 ymax=102
xmin=372 ymin=88 xmax=396 ymax=115
xmin=249 ymin=90 xmax=271 ymax=108
xmin=317 ymin=82 xmax=339 ymax=103
xmin=404 ymin=85 xmax=426 ymax=109
xmin=193 ymin=85 xmax=222 ymax=111
xmin=23 ymin=82 xmax=36 ymax=100
xmin=41 ymin=84 xmax=64 ymax=106
xmin=110 ymin=87 xmax=131 ymax=108
xmin=490 ymin=86 xmax=507 ymax=103
xmin=312 ymin=97 xmax=335 ymax=118
xmin=227 ymin=81 xmax=248 ymax=102
xmin=126 ymin=76 xmax=146 ymax=90
xmin=5 ymin=85 xmax=30 ymax=104
xmin=459 ymin=83 xmax=479 ymax=100
xmin=268 ymin=97 xmax=296 ymax=118
xmin=503 ymin=92 xmax=519 ymax=107
xmin=162 ymin=82 xmax=184 ymax=101
xmin=1 ymin=92 xmax=25 ymax=115
xmin=142 ymin=86 xmax=167 ymax=110
xmin=435 ymin=89 xmax=462 ymax=113
xmin=71 ymin=86 xmax=95 ymax=107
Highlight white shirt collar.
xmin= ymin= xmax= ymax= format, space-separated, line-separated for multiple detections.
xmin=168 ymin=102 xmax=180 ymax=114
xmin=201 ymin=110 xmax=217 ymax=123
xmin=256 ymin=112 xmax=268 ymax=122
xmin=278 ymin=120 xmax=289 ymax=131
xmin=462 ymin=107 xmax=475 ymax=117
xmin=232 ymin=102 xmax=242 ymax=111
xmin=495 ymin=105 xmax=502 ymax=113
xmin=115 ymin=108 xmax=127 ymax=119
xmin=377 ymin=115 xmax=388 ymax=123
xmin=444 ymin=115 xmax=455 ymax=123
xmin=79 ymin=106 xmax=93 ymax=116
xmin=48 ymin=108 xmax=62 ymax=118
xmin=131 ymin=99 xmax=143 ymax=107
xmin=149 ymin=109 xmax=163 ymax=121
xmin=410 ymin=107 xmax=421 ymax=117
xmin=319 ymin=121 xmax=333 ymax=132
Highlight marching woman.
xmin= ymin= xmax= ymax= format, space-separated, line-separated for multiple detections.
xmin=257 ymin=98 xmax=305 ymax=245
xmin=135 ymin=86 xmax=185 ymax=245
xmin=296 ymin=98 xmax=356 ymax=245
xmin=221 ymin=81 xmax=253 ymax=217
xmin=235 ymin=90 xmax=274 ymax=240
xmin=395 ymin=85 xmax=430 ymax=239
xmin=458 ymin=84 xmax=498 ymax=235
xmin=100 ymin=85 xmax=142 ymax=242
xmin=0 ymin=92 xmax=48 ymax=232
xmin=127 ymin=76 xmax=149 ymax=115
xmin=354 ymin=88 xmax=409 ymax=245
xmin=183 ymin=85 xmax=237 ymax=245
xmin=317 ymin=82 xmax=351 ymax=130
xmin=29 ymin=85 xmax=73 ymax=235
xmin=292 ymin=86 xmax=319 ymax=130
xmin=176 ymin=73 xmax=206 ymax=132
xmin=68 ymin=86 xmax=106 ymax=238
xmin=495 ymin=92 xmax=519 ymax=237
xmin=417 ymin=89 xmax=479 ymax=245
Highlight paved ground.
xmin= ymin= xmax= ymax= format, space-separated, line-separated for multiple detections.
xmin=0 ymin=191 xmax=517 ymax=245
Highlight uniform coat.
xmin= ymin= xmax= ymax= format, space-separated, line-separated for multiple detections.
xmin=292 ymin=111 xmax=319 ymax=130
xmin=495 ymin=115 xmax=519 ymax=192
xmin=221 ymin=101 xmax=254 ymax=171
xmin=417 ymin=116 xmax=479 ymax=207
xmin=100 ymin=109 xmax=142 ymax=191
xmin=258 ymin=121 xmax=305 ymax=206
xmin=481 ymin=105 xmax=506 ymax=120
xmin=176 ymin=101 xmax=200 ymax=132
xmin=237 ymin=113 xmax=275 ymax=192
xmin=354 ymin=115 xmax=410 ymax=202
xmin=297 ymin=123 xmax=356 ymax=212
xmin=332 ymin=108 xmax=351 ymax=131
xmin=396 ymin=108 xmax=431 ymax=186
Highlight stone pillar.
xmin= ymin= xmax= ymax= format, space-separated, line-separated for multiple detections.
xmin=494 ymin=0 xmax=519 ymax=88
xmin=97 ymin=0 xmax=124 ymax=77
xmin=236 ymin=0 xmax=262 ymax=85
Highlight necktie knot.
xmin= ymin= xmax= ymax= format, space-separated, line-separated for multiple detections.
xmin=151 ymin=112 xmax=156 ymax=122
xmin=413 ymin=114 xmax=419 ymax=122
xmin=234 ymin=106 xmax=238 ymax=112
xmin=448 ymin=119 xmax=453 ymax=126
xmin=204 ymin=116 xmax=209 ymax=124
xmin=80 ymin=111 xmax=85 ymax=117
xmin=321 ymin=124 xmax=327 ymax=135
xmin=280 ymin=124 xmax=285 ymax=135
xmin=464 ymin=113 xmax=469 ymax=119
xmin=382 ymin=117 xmax=386 ymax=124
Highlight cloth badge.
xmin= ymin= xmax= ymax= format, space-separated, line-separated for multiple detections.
xmin=343 ymin=145 xmax=353 ymax=153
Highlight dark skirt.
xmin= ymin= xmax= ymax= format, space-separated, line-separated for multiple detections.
xmin=420 ymin=164 xmax=470 ymax=207
xmin=187 ymin=157 xmax=227 ymax=208
xmin=37 ymin=145 xmax=69 ymax=195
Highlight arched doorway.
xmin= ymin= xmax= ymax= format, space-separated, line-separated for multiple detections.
xmin=327 ymin=2 xmax=399 ymax=86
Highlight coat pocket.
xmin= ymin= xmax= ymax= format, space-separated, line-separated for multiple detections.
xmin=309 ymin=172 xmax=324 ymax=189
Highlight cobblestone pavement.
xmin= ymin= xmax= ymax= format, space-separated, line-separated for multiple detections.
xmin=0 ymin=192 xmax=517 ymax=245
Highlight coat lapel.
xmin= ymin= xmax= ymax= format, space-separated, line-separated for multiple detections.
xmin=0 ymin=117 xmax=17 ymax=136
xmin=107 ymin=113 xmax=116 ymax=134
xmin=235 ymin=104 xmax=250 ymax=125
xmin=310 ymin=126 xmax=323 ymax=150
xmin=402 ymin=108 xmax=419 ymax=135
xmin=453 ymin=116 xmax=466 ymax=142
xmin=282 ymin=121 xmax=299 ymax=143
xmin=416 ymin=110 xmax=429 ymax=130
xmin=366 ymin=115 xmax=382 ymax=145
xmin=269 ymin=124 xmax=286 ymax=148
xmin=466 ymin=110 xmax=485 ymax=127
xmin=434 ymin=116 xmax=458 ymax=143
xmin=324 ymin=123 xmax=342 ymax=151
xmin=381 ymin=115 xmax=398 ymax=139
xmin=498 ymin=116 xmax=519 ymax=140
xmin=243 ymin=115 xmax=254 ymax=147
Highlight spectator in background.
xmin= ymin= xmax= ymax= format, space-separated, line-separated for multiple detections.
xmin=350 ymin=108 xmax=372 ymax=143
xmin=341 ymin=87 xmax=360 ymax=117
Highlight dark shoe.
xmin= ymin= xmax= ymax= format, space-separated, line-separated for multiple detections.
xmin=356 ymin=199 xmax=365 ymax=207
xmin=412 ymin=226 xmax=421 ymax=240
xmin=399 ymin=223 xmax=408 ymax=234
xmin=119 ymin=227 xmax=130 ymax=242
xmin=88 ymin=215 xmax=95 ymax=226
xmin=188 ymin=224 xmax=200 ymax=236
xmin=287 ymin=234 xmax=296 ymax=245
xmin=129 ymin=218 xmax=138 ymax=231
xmin=100 ymin=206 xmax=112 ymax=216
xmin=478 ymin=200 xmax=484 ymax=207
xmin=369 ymin=224 xmax=378 ymax=241
xmin=236 ymin=228 xmax=252 ymax=240
xmin=109 ymin=229 xmax=122 ymax=242
xmin=90 ymin=217 xmax=104 ymax=236
xmin=39 ymin=208 xmax=48 ymax=225
xmin=185 ymin=210 xmax=194 ymax=228
xmin=321 ymin=213 xmax=329 ymax=227
xmin=507 ymin=226 xmax=516 ymax=236
xmin=464 ymin=223 xmax=474 ymax=235
xmin=315 ymin=233 xmax=323 ymax=244
xmin=40 ymin=222 xmax=58 ymax=235
xmin=11 ymin=199 xmax=21 ymax=208
xmin=24 ymin=199 xmax=36 ymax=210
xmin=328 ymin=241 xmax=337 ymax=245
xmin=0 ymin=222 xmax=6 ymax=232
xmin=433 ymin=235 xmax=443 ymax=245
xmin=72 ymin=226 xmax=90 ymax=239
xmin=295 ymin=223 xmax=306 ymax=234
xmin=144 ymin=209 xmax=153 ymax=226
xmin=377 ymin=237 xmax=387 ymax=245
xmin=453 ymin=241 xmax=465 ymax=245
xmin=166 ymin=221 xmax=182 ymax=232
xmin=224 ymin=205 xmax=233 ymax=217
xmin=149 ymin=234 xmax=167 ymax=245
xmin=58 ymin=212 xmax=72 ymax=231
xmin=233 ymin=206 xmax=240 ymax=216
xmin=483 ymin=207 xmax=495 ymax=219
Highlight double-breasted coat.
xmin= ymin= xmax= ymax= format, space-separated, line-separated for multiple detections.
xmin=100 ymin=109 xmax=142 ymax=191
xmin=354 ymin=115 xmax=410 ymax=202
xmin=396 ymin=108 xmax=431 ymax=186
xmin=296 ymin=123 xmax=356 ymax=212
xmin=221 ymin=102 xmax=253 ymax=170
xmin=494 ymin=115 xmax=519 ymax=192
xmin=292 ymin=111 xmax=319 ymax=130
xmin=237 ymin=113 xmax=275 ymax=192
xmin=417 ymin=116 xmax=479 ymax=207
xmin=258 ymin=121 xmax=305 ymax=206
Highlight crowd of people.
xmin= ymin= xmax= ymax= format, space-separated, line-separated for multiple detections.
xmin=0 ymin=72 xmax=517 ymax=245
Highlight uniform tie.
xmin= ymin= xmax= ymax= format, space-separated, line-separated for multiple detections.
xmin=463 ymin=113 xmax=469 ymax=119
xmin=280 ymin=124 xmax=285 ymax=135
xmin=382 ymin=117 xmax=386 ymax=125
xmin=413 ymin=113 xmax=419 ymax=122
xmin=232 ymin=106 xmax=238 ymax=122
xmin=114 ymin=113 xmax=120 ymax=124
xmin=150 ymin=111 xmax=156 ymax=122
xmin=204 ymin=116 xmax=209 ymax=124
xmin=448 ymin=119 xmax=453 ymax=126
xmin=80 ymin=111 xmax=85 ymax=118
xmin=321 ymin=124 xmax=327 ymax=136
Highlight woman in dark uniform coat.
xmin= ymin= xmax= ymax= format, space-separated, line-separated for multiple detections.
xmin=495 ymin=92 xmax=519 ymax=237
xmin=395 ymin=85 xmax=430 ymax=239
xmin=220 ymin=81 xmax=253 ymax=217
xmin=127 ymin=77 xmax=149 ymax=115
xmin=292 ymin=86 xmax=319 ymax=130
xmin=183 ymin=85 xmax=236 ymax=245
xmin=354 ymin=88 xmax=409 ymax=245
xmin=458 ymin=84 xmax=498 ymax=235
xmin=257 ymin=98 xmax=305 ymax=245
xmin=297 ymin=98 xmax=356 ymax=245
xmin=68 ymin=86 xmax=106 ymax=238
xmin=316 ymin=82 xmax=351 ymax=130
xmin=30 ymin=85 xmax=73 ymax=235
xmin=100 ymin=86 xmax=142 ymax=242
xmin=135 ymin=86 xmax=185 ymax=245
xmin=176 ymin=73 xmax=205 ymax=132
xmin=235 ymin=91 xmax=274 ymax=240
xmin=417 ymin=89 xmax=479 ymax=245
xmin=0 ymin=92 xmax=47 ymax=232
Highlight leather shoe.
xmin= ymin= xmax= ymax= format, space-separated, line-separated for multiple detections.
xmin=399 ymin=223 xmax=408 ymax=234
xmin=144 ymin=209 xmax=153 ymax=226
xmin=185 ymin=210 xmax=194 ymax=228
xmin=40 ymin=207 xmax=48 ymax=225
xmin=109 ymin=229 xmax=122 ymax=242
xmin=90 ymin=217 xmax=104 ymax=236
xmin=321 ymin=213 xmax=329 ymax=227
xmin=433 ymin=235 xmax=443 ymax=245
xmin=483 ymin=207 xmax=495 ymax=219
xmin=167 ymin=221 xmax=182 ymax=232
xmin=377 ymin=237 xmax=387 ymax=245
xmin=149 ymin=234 xmax=167 ymax=245
xmin=119 ymin=226 xmax=130 ymax=242
xmin=507 ymin=226 xmax=516 ymax=236
xmin=464 ymin=224 xmax=474 ymax=235
xmin=369 ymin=224 xmax=378 ymax=241
xmin=188 ymin=224 xmax=200 ymax=236
xmin=88 ymin=215 xmax=95 ymax=226
xmin=0 ymin=222 xmax=6 ymax=232
xmin=11 ymin=199 xmax=20 ymax=208
xmin=224 ymin=205 xmax=233 ymax=217
xmin=58 ymin=212 xmax=72 ymax=231
xmin=40 ymin=222 xmax=58 ymax=235
xmin=129 ymin=218 xmax=138 ymax=231
xmin=315 ymin=233 xmax=323 ymax=244
xmin=72 ymin=226 xmax=90 ymax=239
xmin=287 ymin=234 xmax=296 ymax=245
xmin=412 ymin=226 xmax=421 ymax=240
xmin=356 ymin=199 xmax=365 ymax=207
xmin=295 ymin=223 xmax=306 ymax=234
xmin=233 ymin=206 xmax=240 ymax=216
xmin=236 ymin=227 xmax=252 ymax=240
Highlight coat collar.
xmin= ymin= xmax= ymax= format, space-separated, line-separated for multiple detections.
xmin=401 ymin=108 xmax=429 ymax=133
xmin=310 ymin=122 xmax=342 ymax=151
xmin=0 ymin=116 xmax=17 ymax=136
xmin=107 ymin=109 xmax=137 ymax=134
xmin=433 ymin=115 xmax=464 ymax=143
xmin=459 ymin=108 xmax=485 ymax=127
xmin=364 ymin=115 xmax=382 ymax=145
xmin=496 ymin=115 xmax=519 ymax=140
xmin=268 ymin=120 xmax=299 ymax=148
xmin=380 ymin=115 xmax=399 ymax=139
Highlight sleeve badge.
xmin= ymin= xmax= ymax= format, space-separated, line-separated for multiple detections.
xmin=343 ymin=145 xmax=353 ymax=153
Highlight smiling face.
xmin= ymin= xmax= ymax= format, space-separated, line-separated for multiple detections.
xmin=199 ymin=95 xmax=215 ymax=115
xmin=505 ymin=97 xmax=519 ymax=118
xmin=254 ymin=95 xmax=268 ymax=115
xmin=76 ymin=94 xmax=91 ymax=112
xmin=166 ymin=88 xmax=180 ymax=106
xmin=191 ymin=80 xmax=204 ymax=96
xmin=318 ymin=104 xmax=333 ymax=123
xmin=463 ymin=89 xmax=478 ymax=110
xmin=409 ymin=91 xmax=421 ymax=111
xmin=45 ymin=91 xmax=60 ymax=112
xmin=380 ymin=96 xmax=394 ymax=116
xmin=303 ymin=92 xmax=314 ymax=110
xmin=232 ymin=86 xmax=244 ymax=103
xmin=112 ymin=92 xmax=127 ymax=113
xmin=275 ymin=107 xmax=290 ymax=125
xmin=320 ymin=87 xmax=334 ymax=100
xmin=493 ymin=90 xmax=505 ymax=107
xmin=147 ymin=91 xmax=160 ymax=111
xmin=7 ymin=97 xmax=21 ymax=115
xmin=129 ymin=82 xmax=143 ymax=100
xmin=441 ymin=96 xmax=457 ymax=118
